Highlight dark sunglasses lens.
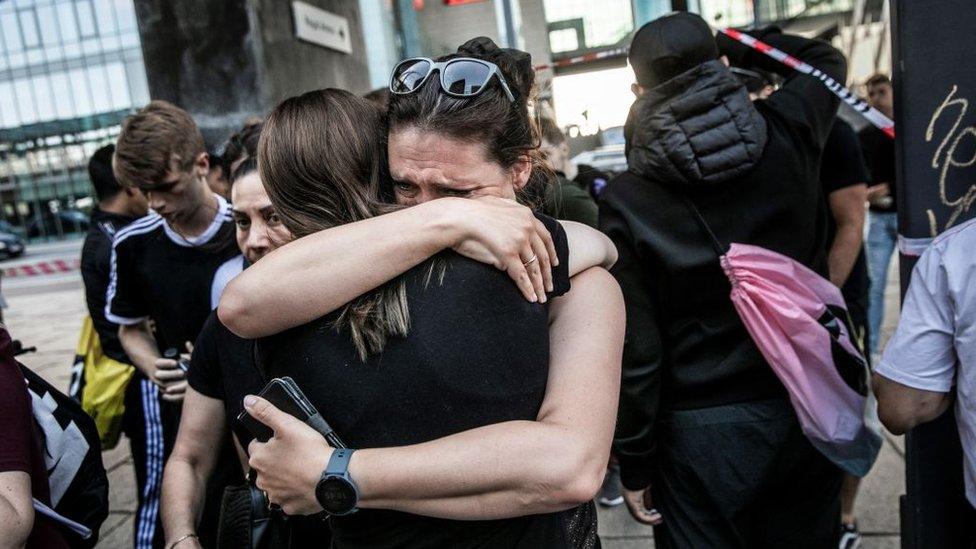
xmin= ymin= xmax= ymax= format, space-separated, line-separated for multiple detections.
xmin=392 ymin=59 xmax=432 ymax=93
xmin=443 ymin=61 xmax=491 ymax=96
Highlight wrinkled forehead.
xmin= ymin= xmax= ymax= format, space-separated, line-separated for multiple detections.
xmin=388 ymin=127 xmax=496 ymax=185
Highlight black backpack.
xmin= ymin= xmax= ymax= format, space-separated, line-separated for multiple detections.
xmin=20 ymin=363 xmax=109 ymax=548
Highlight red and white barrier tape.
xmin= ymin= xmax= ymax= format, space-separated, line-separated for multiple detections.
xmin=3 ymin=258 xmax=80 ymax=278
xmin=533 ymin=47 xmax=629 ymax=71
xmin=718 ymin=28 xmax=895 ymax=138
xmin=536 ymin=31 xmax=894 ymax=139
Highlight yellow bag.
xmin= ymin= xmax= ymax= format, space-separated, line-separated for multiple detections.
xmin=72 ymin=317 xmax=134 ymax=450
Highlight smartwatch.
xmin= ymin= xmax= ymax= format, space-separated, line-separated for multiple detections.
xmin=315 ymin=448 xmax=359 ymax=516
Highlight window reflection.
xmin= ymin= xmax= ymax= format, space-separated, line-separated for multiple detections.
xmin=543 ymin=0 xmax=633 ymax=54
xmin=18 ymin=8 xmax=40 ymax=49
xmin=2 ymin=12 xmax=24 ymax=51
xmin=37 ymin=5 xmax=59 ymax=46
xmin=77 ymin=0 xmax=98 ymax=38
xmin=0 ymin=0 xmax=149 ymax=240
xmin=58 ymin=2 xmax=80 ymax=43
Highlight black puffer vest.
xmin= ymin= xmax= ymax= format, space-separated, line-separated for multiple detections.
xmin=625 ymin=60 xmax=768 ymax=188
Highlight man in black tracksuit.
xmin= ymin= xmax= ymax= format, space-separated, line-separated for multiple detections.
xmin=600 ymin=13 xmax=847 ymax=547
xmin=80 ymin=144 xmax=148 ymax=365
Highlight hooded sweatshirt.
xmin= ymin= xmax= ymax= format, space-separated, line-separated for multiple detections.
xmin=600 ymin=30 xmax=847 ymax=490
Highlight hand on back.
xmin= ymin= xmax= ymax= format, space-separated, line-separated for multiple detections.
xmin=445 ymin=196 xmax=558 ymax=304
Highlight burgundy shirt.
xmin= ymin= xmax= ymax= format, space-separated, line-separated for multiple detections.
xmin=0 ymin=329 xmax=69 ymax=548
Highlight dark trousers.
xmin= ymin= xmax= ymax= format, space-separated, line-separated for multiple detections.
xmin=124 ymin=375 xmax=242 ymax=549
xmin=651 ymin=399 xmax=843 ymax=549
xmin=124 ymin=376 xmax=179 ymax=549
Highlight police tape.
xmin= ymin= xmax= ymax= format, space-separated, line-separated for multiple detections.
xmin=718 ymin=28 xmax=895 ymax=139
xmin=3 ymin=258 xmax=80 ymax=277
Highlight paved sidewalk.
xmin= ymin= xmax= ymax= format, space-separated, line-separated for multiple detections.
xmin=6 ymin=258 xmax=906 ymax=548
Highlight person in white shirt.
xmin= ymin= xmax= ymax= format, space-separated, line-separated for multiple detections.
xmin=873 ymin=216 xmax=976 ymax=510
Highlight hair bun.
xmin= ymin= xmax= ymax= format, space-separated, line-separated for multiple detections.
xmin=457 ymin=37 xmax=534 ymax=101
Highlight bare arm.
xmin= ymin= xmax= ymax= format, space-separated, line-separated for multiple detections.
xmin=0 ymin=471 xmax=33 ymax=549
xmin=221 ymin=197 xmax=560 ymax=339
xmin=118 ymin=324 xmax=187 ymax=402
xmin=873 ymin=373 xmax=952 ymax=435
xmin=161 ymin=389 xmax=227 ymax=546
xmin=246 ymin=267 xmax=624 ymax=518
xmin=827 ymin=184 xmax=867 ymax=287
xmin=563 ymin=221 xmax=617 ymax=273
xmin=118 ymin=322 xmax=160 ymax=378
xmin=872 ymin=241 xmax=956 ymax=435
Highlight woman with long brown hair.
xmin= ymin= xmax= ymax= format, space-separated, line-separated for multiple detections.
xmin=219 ymin=40 xmax=623 ymax=548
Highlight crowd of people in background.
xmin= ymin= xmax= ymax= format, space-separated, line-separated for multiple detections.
xmin=1 ymin=9 xmax=973 ymax=549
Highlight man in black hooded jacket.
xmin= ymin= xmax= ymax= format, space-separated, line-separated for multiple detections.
xmin=600 ymin=13 xmax=847 ymax=548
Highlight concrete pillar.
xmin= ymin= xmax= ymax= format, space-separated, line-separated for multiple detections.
xmin=133 ymin=0 xmax=370 ymax=144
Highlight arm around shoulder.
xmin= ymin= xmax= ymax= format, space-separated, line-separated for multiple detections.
xmin=221 ymin=197 xmax=567 ymax=337
xmin=560 ymin=221 xmax=618 ymax=275
xmin=345 ymin=267 xmax=624 ymax=518
xmin=538 ymin=266 xmax=624 ymax=503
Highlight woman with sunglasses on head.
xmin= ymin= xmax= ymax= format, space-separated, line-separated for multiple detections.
xmin=220 ymin=39 xmax=623 ymax=548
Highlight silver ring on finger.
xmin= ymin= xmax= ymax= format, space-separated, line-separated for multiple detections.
xmin=522 ymin=254 xmax=538 ymax=267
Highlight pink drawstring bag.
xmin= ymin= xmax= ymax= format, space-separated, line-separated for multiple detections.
xmin=687 ymin=200 xmax=882 ymax=477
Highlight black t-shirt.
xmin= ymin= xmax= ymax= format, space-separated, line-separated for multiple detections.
xmin=105 ymin=195 xmax=239 ymax=355
xmin=188 ymin=312 xmax=262 ymax=446
xmin=256 ymin=216 xmax=593 ymax=548
xmin=81 ymin=208 xmax=140 ymax=363
xmin=859 ymin=125 xmax=897 ymax=213
xmin=821 ymin=120 xmax=870 ymax=301
xmin=190 ymin=313 xmax=336 ymax=545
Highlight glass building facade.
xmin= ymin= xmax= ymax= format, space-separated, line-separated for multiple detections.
xmin=0 ymin=0 xmax=148 ymax=240
xmin=542 ymin=0 xmax=635 ymax=56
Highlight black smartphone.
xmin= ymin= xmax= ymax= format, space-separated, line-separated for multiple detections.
xmin=238 ymin=376 xmax=346 ymax=448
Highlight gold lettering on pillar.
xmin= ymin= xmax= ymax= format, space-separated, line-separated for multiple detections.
xmin=924 ymin=85 xmax=976 ymax=236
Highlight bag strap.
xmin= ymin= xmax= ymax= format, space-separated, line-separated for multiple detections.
xmin=681 ymin=195 xmax=728 ymax=257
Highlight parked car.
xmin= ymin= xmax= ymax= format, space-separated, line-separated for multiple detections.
xmin=0 ymin=220 xmax=25 ymax=237
xmin=572 ymin=144 xmax=628 ymax=177
xmin=599 ymin=126 xmax=625 ymax=147
xmin=0 ymin=230 xmax=25 ymax=259
xmin=26 ymin=210 xmax=89 ymax=238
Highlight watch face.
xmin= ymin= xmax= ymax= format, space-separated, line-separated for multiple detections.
xmin=316 ymin=476 xmax=357 ymax=514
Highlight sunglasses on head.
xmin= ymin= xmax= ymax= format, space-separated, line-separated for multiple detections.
xmin=389 ymin=57 xmax=516 ymax=103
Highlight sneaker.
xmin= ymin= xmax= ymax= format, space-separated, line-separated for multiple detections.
xmin=597 ymin=464 xmax=624 ymax=507
xmin=839 ymin=521 xmax=862 ymax=549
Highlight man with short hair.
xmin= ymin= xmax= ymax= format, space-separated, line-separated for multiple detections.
xmin=81 ymin=144 xmax=148 ymax=367
xmin=859 ymin=73 xmax=897 ymax=358
xmin=818 ymin=119 xmax=871 ymax=549
xmin=601 ymin=13 xmax=847 ymax=546
xmin=108 ymin=100 xmax=239 ymax=549
xmin=873 ymin=217 xmax=976 ymax=528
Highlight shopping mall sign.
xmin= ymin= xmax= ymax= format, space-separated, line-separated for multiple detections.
xmin=292 ymin=1 xmax=352 ymax=54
